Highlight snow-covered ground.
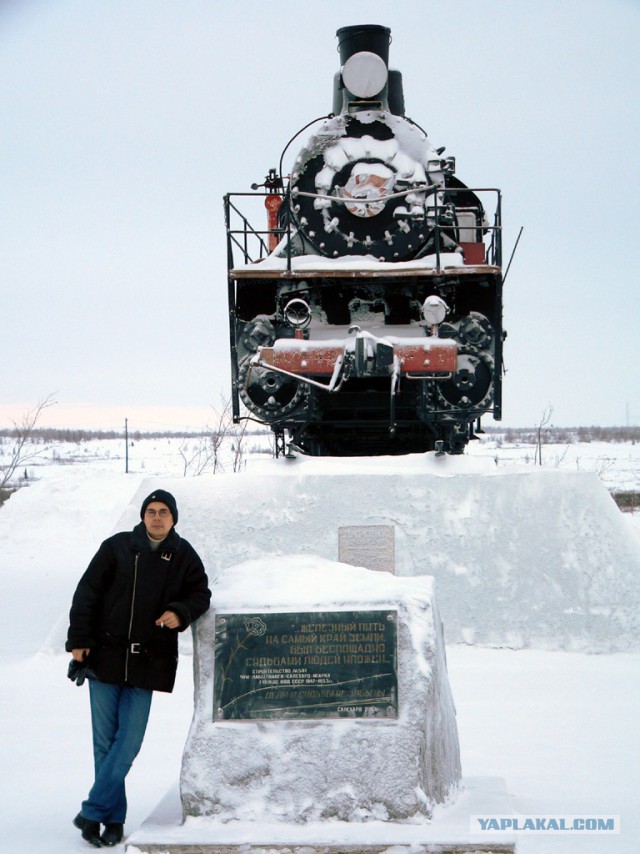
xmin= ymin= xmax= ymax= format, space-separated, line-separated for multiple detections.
xmin=467 ymin=434 xmax=640 ymax=496
xmin=1 ymin=436 xmax=639 ymax=852
xmin=4 ymin=430 xmax=639 ymax=493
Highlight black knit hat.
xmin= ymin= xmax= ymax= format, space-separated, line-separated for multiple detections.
xmin=140 ymin=489 xmax=178 ymax=525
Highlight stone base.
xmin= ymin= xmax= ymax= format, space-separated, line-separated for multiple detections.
xmin=125 ymin=777 xmax=516 ymax=853
xmin=181 ymin=561 xmax=462 ymax=823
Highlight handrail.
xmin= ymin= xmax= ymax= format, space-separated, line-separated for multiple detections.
xmin=224 ymin=186 xmax=502 ymax=270
xmin=225 ymin=196 xmax=271 ymax=262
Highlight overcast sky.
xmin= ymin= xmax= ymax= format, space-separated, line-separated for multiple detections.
xmin=2 ymin=0 xmax=639 ymax=431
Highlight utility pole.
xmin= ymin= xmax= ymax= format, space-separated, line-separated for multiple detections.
xmin=125 ymin=418 xmax=129 ymax=473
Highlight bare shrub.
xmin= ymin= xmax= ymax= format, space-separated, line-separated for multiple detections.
xmin=0 ymin=395 xmax=57 ymax=493
xmin=179 ymin=398 xmax=251 ymax=476
xmin=534 ymin=404 xmax=553 ymax=466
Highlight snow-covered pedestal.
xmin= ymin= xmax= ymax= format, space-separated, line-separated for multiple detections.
xmin=124 ymin=455 xmax=640 ymax=654
xmin=180 ymin=556 xmax=461 ymax=823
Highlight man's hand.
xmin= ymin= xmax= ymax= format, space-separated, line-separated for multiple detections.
xmin=72 ymin=648 xmax=90 ymax=662
xmin=155 ymin=610 xmax=181 ymax=630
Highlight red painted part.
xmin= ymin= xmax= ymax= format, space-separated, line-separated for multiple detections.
xmin=395 ymin=341 xmax=457 ymax=372
xmin=260 ymin=340 xmax=457 ymax=376
xmin=260 ymin=344 xmax=344 ymax=374
xmin=460 ymin=242 xmax=486 ymax=265
xmin=264 ymin=195 xmax=283 ymax=252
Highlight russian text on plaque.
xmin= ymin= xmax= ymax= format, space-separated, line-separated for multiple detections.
xmin=214 ymin=610 xmax=398 ymax=720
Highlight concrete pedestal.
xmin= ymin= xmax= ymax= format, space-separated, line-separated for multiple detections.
xmin=123 ymin=456 xmax=640 ymax=653
xmin=125 ymin=777 xmax=515 ymax=853
xmin=181 ymin=558 xmax=461 ymax=823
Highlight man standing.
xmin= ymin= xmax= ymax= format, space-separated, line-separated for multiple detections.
xmin=66 ymin=489 xmax=211 ymax=847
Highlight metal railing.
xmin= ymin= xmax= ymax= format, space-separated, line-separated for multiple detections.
xmin=224 ymin=186 xmax=502 ymax=272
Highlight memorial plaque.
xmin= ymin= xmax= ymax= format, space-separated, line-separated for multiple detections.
xmin=214 ymin=610 xmax=397 ymax=720
xmin=339 ymin=524 xmax=395 ymax=573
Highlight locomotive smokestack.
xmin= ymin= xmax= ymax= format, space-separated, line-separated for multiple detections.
xmin=336 ymin=24 xmax=391 ymax=66
xmin=333 ymin=25 xmax=405 ymax=116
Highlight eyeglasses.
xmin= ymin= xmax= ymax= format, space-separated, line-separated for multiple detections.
xmin=145 ymin=509 xmax=171 ymax=518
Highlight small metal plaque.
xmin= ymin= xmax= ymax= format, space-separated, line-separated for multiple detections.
xmin=214 ymin=610 xmax=397 ymax=721
xmin=339 ymin=524 xmax=395 ymax=573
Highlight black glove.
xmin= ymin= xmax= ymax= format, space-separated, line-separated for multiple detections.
xmin=67 ymin=658 xmax=93 ymax=686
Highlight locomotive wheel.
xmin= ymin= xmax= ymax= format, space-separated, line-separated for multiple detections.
xmin=458 ymin=312 xmax=493 ymax=350
xmin=436 ymin=351 xmax=493 ymax=410
xmin=238 ymin=358 xmax=307 ymax=421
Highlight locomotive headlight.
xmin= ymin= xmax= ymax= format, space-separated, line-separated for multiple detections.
xmin=342 ymin=51 xmax=388 ymax=99
xmin=284 ymin=298 xmax=312 ymax=329
xmin=423 ymin=295 xmax=449 ymax=327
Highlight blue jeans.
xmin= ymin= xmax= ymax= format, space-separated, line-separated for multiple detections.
xmin=81 ymin=679 xmax=153 ymax=824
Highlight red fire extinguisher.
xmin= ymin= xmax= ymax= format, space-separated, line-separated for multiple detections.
xmin=264 ymin=194 xmax=282 ymax=253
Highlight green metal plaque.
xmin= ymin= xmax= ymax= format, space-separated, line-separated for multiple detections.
xmin=214 ymin=610 xmax=397 ymax=720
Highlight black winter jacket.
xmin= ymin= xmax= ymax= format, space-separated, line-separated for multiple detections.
xmin=66 ymin=522 xmax=211 ymax=692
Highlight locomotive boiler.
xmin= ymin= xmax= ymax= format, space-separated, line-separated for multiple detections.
xmin=225 ymin=24 xmax=504 ymax=456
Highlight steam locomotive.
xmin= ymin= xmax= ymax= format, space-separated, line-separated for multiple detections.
xmin=225 ymin=24 xmax=504 ymax=456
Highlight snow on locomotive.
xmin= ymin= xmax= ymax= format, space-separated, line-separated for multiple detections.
xmin=225 ymin=24 xmax=504 ymax=456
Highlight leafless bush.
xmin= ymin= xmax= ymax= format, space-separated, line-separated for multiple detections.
xmin=230 ymin=418 xmax=249 ymax=473
xmin=178 ymin=436 xmax=215 ymax=477
xmin=179 ymin=398 xmax=251 ymax=476
xmin=534 ymin=404 xmax=553 ymax=466
xmin=593 ymin=457 xmax=615 ymax=478
xmin=0 ymin=395 xmax=56 ymax=492
xmin=551 ymin=444 xmax=571 ymax=468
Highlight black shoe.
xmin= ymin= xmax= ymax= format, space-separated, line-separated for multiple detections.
xmin=73 ymin=813 xmax=102 ymax=847
xmin=101 ymin=823 xmax=124 ymax=847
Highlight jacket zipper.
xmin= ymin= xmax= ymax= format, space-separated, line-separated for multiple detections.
xmin=124 ymin=553 xmax=140 ymax=683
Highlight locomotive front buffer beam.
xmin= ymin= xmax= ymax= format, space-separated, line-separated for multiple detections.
xmin=257 ymin=332 xmax=457 ymax=382
xmin=248 ymin=329 xmax=457 ymax=434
